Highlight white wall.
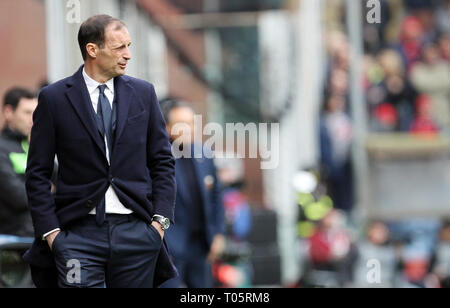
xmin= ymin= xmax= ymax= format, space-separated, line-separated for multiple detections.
xmin=259 ymin=0 xmax=325 ymax=285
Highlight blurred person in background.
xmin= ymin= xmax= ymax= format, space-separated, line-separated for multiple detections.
xmin=319 ymin=93 xmax=354 ymax=213
xmin=326 ymin=31 xmax=350 ymax=72
xmin=363 ymin=0 xmax=392 ymax=53
xmin=213 ymin=154 xmax=252 ymax=288
xmin=437 ymin=0 xmax=450 ymax=34
xmin=366 ymin=49 xmax=417 ymax=131
xmin=410 ymin=1 xmax=439 ymax=43
xmin=372 ymin=103 xmax=399 ymax=132
xmin=429 ymin=219 xmax=450 ymax=288
xmin=367 ymin=221 xmax=390 ymax=246
xmin=409 ymin=94 xmax=440 ymax=135
xmin=396 ymin=15 xmax=426 ymax=72
xmin=388 ymin=218 xmax=441 ymax=287
xmin=0 ymin=87 xmax=37 ymax=238
xmin=328 ymin=68 xmax=349 ymax=97
xmin=160 ymin=98 xmax=225 ymax=288
xmin=308 ymin=210 xmax=358 ymax=287
xmin=438 ymin=34 xmax=450 ymax=61
xmin=410 ymin=43 xmax=450 ymax=129
xmin=214 ymin=154 xmax=252 ymax=241
xmin=377 ymin=49 xmax=417 ymax=130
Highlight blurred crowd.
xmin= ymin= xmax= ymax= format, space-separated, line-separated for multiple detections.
xmin=323 ymin=0 xmax=450 ymax=135
xmin=311 ymin=0 xmax=450 ymax=288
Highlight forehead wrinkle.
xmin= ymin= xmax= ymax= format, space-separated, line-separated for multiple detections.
xmin=105 ymin=29 xmax=130 ymax=49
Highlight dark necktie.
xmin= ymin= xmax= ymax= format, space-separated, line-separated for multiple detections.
xmin=95 ymin=84 xmax=112 ymax=226
xmin=97 ymin=84 xmax=113 ymax=155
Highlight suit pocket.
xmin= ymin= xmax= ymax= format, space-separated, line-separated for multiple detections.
xmin=51 ymin=231 xmax=64 ymax=253
xmin=127 ymin=110 xmax=147 ymax=124
xmin=147 ymin=223 xmax=163 ymax=244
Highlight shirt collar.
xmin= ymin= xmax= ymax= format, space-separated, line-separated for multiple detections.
xmin=82 ymin=67 xmax=114 ymax=95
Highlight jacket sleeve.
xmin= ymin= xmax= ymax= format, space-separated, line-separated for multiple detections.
xmin=146 ymin=84 xmax=176 ymax=223
xmin=25 ymin=89 xmax=59 ymax=238
xmin=0 ymin=149 xmax=28 ymax=212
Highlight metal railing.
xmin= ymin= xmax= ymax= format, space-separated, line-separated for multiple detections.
xmin=0 ymin=235 xmax=33 ymax=288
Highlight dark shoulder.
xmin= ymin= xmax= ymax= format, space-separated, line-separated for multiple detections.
xmin=39 ymin=76 xmax=72 ymax=98
xmin=122 ymin=75 xmax=155 ymax=94
xmin=0 ymin=135 xmax=7 ymax=150
xmin=0 ymin=135 xmax=15 ymax=154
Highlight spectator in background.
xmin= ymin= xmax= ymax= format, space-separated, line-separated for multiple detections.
xmin=328 ymin=68 xmax=349 ymax=97
xmin=432 ymin=219 xmax=450 ymax=288
xmin=410 ymin=94 xmax=440 ymax=135
xmin=367 ymin=49 xmax=417 ymax=132
xmin=214 ymin=154 xmax=252 ymax=241
xmin=308 ymin=210 xmax=358 ymax=287
xmin=388 ymin=218 xmax=442 ymax=287
xmin=410 ymin=43 xmax=450 ymax=129
xmin=160 ymin=98 xmax=225 ymax=288
xmin=373 ymin=103 xmax=399 ymax=132
xmin=367 ymin=221 xmax=390 ymax=246
xmin=413 ymin=4 xmax=439 ymax=44
xmin=437 ymin=0 xmax=450 ymax=34
xmin=363 ymin=0 xmax=391 ymax=54
xmin=0 ymin=87 xmax=37 ymax=237
xmin=438 ymin=34 xmax=450 ymax=61
xmin=325 ymin=30 xmax=350 ymax=85
xmin=381 ymin=49 xmax=417 ymax=129
xmin=319 ymin=94 xmax=354 ymax=213
xmin=397 ymin=15 xmax=425 ymax=72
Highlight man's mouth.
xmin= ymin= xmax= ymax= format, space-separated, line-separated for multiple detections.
xmin=119 ymin=63 xmax=127 ymax=69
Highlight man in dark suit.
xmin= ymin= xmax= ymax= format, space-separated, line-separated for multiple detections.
xmin=24 ymin=15 xmax=176 ymax=288
xmin=159 ymin=99 xmax=225 ymax=288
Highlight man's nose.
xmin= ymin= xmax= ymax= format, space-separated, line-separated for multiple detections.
xmin=123 ymin=47 xmax=131 ymax=60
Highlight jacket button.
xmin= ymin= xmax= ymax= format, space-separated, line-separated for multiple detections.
xmin=86 ymin=200 xmax=94 ymax=208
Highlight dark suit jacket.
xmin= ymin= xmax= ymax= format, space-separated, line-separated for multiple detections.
xmin=165 ymin=145 xmax=225 ymax=258
xmin=23 ymin=66 xmax=177 ymax=287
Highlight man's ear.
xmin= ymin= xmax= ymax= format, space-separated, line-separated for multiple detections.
xmin=86 ymin=43 xmax=98 ymax=59
xmin=3 ymin=105 xmax=14 ymax=121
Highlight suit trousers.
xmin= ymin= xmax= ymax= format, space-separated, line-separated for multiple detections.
xmin=52 ymin=214 xmax=162 ymax=288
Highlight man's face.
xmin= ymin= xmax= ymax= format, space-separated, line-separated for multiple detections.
xmin=96 ymin=23 xmax=131 ymax=79
xmin=4 ymin=98 xmax=38 ymax=137
xmin=166 ymin=107 xmax=195 ymax=144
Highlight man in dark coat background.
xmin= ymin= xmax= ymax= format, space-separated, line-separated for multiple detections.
xmin=159 ymin=99 xmax=225 ymax=288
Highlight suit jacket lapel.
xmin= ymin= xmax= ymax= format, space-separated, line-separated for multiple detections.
xmin=65 ymin=66 xmax=107 ymax=159
xmin=112 ymin=76 xmax=133 ymax=152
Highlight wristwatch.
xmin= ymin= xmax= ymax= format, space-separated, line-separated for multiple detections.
xmin=152 ymin=214 xmax=170 ymax=231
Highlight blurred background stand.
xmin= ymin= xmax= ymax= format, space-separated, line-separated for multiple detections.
xmin=366 ymin=133 xmax=450 ymax=219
